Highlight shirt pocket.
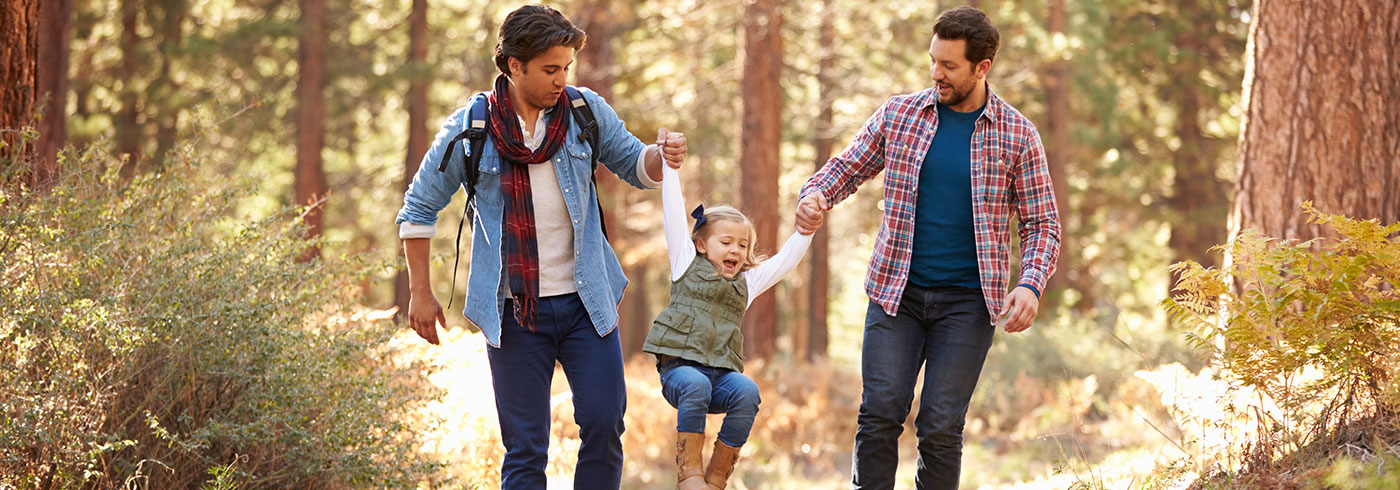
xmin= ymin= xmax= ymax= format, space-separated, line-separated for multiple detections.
xmin=566 ymin=142 xmax=597 ymax=187
xmin=473 ymin=155 xmax=504 ymax=206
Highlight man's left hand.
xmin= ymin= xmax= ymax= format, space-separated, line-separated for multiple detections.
xmin=656 ymin=128 xmax=687 ymax=169
xmin=998 ymin=286 xmax=1040 ymax=333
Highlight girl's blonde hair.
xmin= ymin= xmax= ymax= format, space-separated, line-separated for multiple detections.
xmin=691 ymin=205 xmax=768 ymax=273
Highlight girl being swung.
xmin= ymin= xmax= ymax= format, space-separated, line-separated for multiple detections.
xmin=643 ymin=164 xmax=827 ymax=489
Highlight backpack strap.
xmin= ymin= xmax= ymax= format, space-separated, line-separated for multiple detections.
xmin=564 ymin=86 xmax=610 ymax=240
xmin=434 ymin=91 xmax=489 ymax=309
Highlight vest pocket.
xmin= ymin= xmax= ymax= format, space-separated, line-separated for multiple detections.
xmin=647 ymin=308 xmax=693 ymax=350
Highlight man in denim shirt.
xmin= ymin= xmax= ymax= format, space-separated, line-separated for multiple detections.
xmin=395 ymin=6 xmax=686 ymax=488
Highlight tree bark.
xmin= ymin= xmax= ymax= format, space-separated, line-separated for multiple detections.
xmin=116 ymin=0 xmax=142 ymax=180
xmin=806 ymin=0 xmax=835 ymax=361
xmin=295 ymin=0 xmax=328 ymax=260
xmin=150 ymin=0 xmax=185 ymax=170
xmin=740 ymin=0 xmax=783 ymax=361
xmin=574 ymin=0 xmax=647 ymax=356
xmin=1230 ymin=0 xmax=1400 ymax=243
xmin=395 ymin=0 xmax=430 ymax=317
xmin=573 ymin=0 xmax=620 ymax=237
xmin=1168 ymin=0 xmax=1229 ymax=273
xmin=1 ymin=0 xmax=38 ymax=172
xmin=1043 ymin=0 xmax=1071 ymax=303
xmin=35 ymin=0 xmax=71 ymax=191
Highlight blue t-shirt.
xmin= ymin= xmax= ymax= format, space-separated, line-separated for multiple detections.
xmin=908 ymin=101 xmax=985 ymax=289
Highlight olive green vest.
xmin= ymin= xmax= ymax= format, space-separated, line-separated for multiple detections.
xmin=642 ymin=256 xmax=749 ymax=372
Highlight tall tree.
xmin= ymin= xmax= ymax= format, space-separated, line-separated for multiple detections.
xmin=395 ymin=0 xmax=430 ymax=317
xmin=1043 ymin=0 xmax=1071 ymax=298
xmin=1230 ymin=0 xmax=1400 ymax=241
xmin=1167 ymin=0 xmax=1231 ymax=272
xmin=574 ymin=0 xmax=654 ymax=357
xmin=1 ymin=0 xmax=38 ymax=172
xmin=739 ymin=0 xmax=783 ymax=361
xmin=804 ymin=0 xmax=835 ymax=361
xmin=296 ymin=0 xmax=329 ymax=260
xmin=116 ymin=0 xmax=142 ymax=179
xmin=149 ymin=0 xmax=186 ymax=168
xmin=35 ymin=0 xmax=71 ymax=191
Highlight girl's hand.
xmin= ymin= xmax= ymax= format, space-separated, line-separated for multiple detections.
xmin=795 ymin=193 xmax=830 ymax=235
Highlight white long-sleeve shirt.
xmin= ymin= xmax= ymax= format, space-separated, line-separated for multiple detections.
xmin=661 ymin=165 xmax=812 ymax=306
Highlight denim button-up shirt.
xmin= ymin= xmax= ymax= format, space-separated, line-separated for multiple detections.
xmin=396 ymin=87 xmax=651 ymax=347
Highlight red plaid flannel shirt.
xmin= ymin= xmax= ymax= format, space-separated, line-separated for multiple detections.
xmin=801 ymin=84 xmax=1061 ymax=320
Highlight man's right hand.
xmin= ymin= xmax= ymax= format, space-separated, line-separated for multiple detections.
xmin=408 ymin=293 xmax=446 ymax=345
xmin=795 ymin=193 xmax=830 ymax=235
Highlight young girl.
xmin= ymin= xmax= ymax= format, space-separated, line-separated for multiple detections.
xmin=643 ymin=165 xmax=823 ymax=490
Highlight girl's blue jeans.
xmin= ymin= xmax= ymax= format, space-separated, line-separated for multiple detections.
xmin=658 ymin=359 xmax=762 ymax=447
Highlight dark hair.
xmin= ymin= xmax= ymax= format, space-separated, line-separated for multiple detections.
xmin=493 ymin=5 xmax=587 ymax=75
xmin=933 ymin=6 xmax=1000 ymax=65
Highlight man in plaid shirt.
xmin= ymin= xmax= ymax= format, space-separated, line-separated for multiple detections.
xmin=796 ymin=6 xmax=1061 ymax=489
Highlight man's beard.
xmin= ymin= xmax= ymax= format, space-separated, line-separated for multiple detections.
xmin=938 ymin=81 xmax=971 ymax=107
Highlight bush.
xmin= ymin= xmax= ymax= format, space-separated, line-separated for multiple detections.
xmin=1163 ymin=202 xmax=1400 ymax=480
xmin=0 ymin=144 xmax=441 ymax=488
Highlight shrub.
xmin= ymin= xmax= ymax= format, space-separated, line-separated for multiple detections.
xmin=1163 ymin=202 xmax=1400 ymax=475
xmin=0 ymin=144 xmax=441 ymax=488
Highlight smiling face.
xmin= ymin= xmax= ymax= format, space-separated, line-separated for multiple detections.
xmin=507 ymin=45 xmax=574 ymax=112
xmin=929 ymin=35 xmax=990 ymax=110
xmin=694 ymin=219 xmax=753 ymax=279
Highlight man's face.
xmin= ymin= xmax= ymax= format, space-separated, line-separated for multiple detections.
xmin=508 ymin=45 xmax=574 ymax=111
xmin=928 ymin=35 xmax=988 ymax=108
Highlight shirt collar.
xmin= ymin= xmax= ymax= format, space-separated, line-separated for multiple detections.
xmin=922 ymin=81 xmax=1003 ymax=122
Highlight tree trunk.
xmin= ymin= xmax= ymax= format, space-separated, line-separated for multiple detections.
xmin=574 ymin=0 xmax=620 ymax=237
xmin=295 ymin=0 xmax=328 ymax=260
xmin=116 ymin=0 xmax=142 ymax=180
xmin=1043 ymin=0 xmax=1071 ymax=303
xmin=806 ymin=0 xmax=835 ymax=361
xmin=576 ymin=0 xmax=651 ymax=357
xmin=395 ymin=0 xmax=429 ymax=317
xmin=150 ymin=0 xmax=185 ymax=170
xmin=35 ymin=0 xmax=71 ymax=191
xmin=739 ymin=0 xmax=783 ymax=361
xmin=1168 ymin=0 xmax=1229 ymax=275
xmin=1 ymin=0 xmax=38 ymax=171
xmin=1230 ymin=0 xmax=1400 ymax=243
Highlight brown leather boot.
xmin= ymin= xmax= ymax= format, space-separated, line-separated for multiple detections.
xmin=704 ymin=439 xmax=741 ymax=490
xmin=676 ymin=432 xmax=708 ymax=490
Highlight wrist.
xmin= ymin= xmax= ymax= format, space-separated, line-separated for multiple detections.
xmin=1017 ymin=283 xmax=1041 ymax=299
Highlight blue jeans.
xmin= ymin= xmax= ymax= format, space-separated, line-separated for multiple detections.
xmin=852 ymin=285 xmax=993 ymax=490
xmin=488 ymin=294 xmax=626 ymax=490
xmin=659 ymin=359 xmax=762 ymax=447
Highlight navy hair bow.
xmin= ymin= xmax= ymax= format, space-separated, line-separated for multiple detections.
xmin=691 ymin=204 xmax=707 ymax=232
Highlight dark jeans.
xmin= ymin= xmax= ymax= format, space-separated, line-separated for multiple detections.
xmin=852 ymin=285 xmax=993 ymax=490
xmin=488 ymin=294 xmax=626 ymax=490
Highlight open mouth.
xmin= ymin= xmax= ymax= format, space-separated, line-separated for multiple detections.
xmin=723 ymin=259 xmax=739 ymax=271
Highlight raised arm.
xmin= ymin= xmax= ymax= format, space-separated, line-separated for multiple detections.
xmin=662 ymin=165 xmax=698 ymax=281
xmin=743 ymin=231 xmax=814 ymax=306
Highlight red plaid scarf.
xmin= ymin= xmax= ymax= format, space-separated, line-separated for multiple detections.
xmin=488 ymin=74 xmax=572 ymax=331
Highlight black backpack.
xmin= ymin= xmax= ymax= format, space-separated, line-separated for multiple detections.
xmin=434 ymin=86 xmax=607 ymax=307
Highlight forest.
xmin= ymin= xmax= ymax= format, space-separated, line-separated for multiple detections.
xmin=2 ymin=0 xmax=1399 ymax=488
